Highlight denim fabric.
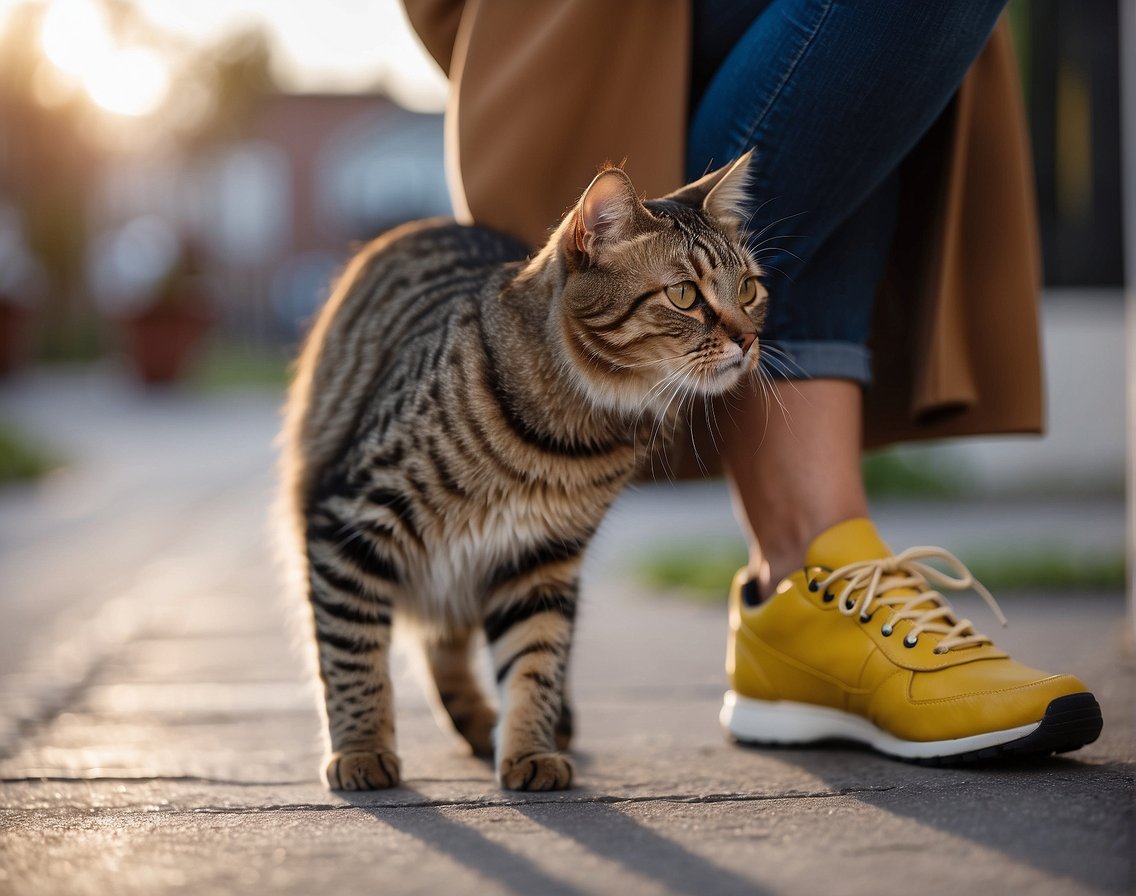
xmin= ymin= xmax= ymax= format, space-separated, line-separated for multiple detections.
xmin=688 ymin=0 xmax=1007 ymax=382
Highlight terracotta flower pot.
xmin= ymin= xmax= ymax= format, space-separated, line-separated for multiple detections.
xmin=0 ymin=299 xmax=34 ymax=377
xmin=120 ymin=303 xmax=214 ymax=385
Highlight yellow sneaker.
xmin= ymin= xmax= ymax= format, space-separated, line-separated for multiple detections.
xmin=722 ymin=518 xmax=1103 ymax=763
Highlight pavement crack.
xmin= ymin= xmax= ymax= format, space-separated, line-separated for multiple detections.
xmin=0 ymin=774 xmax=311 ymax=786
xmin=166 ymin=786 xmax=899 ymax=816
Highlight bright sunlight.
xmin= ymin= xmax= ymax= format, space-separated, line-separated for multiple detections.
xmin=8 ymin=0 xmax=447 ymax=116
xmin=40 ymin=0 xmax=170 ymax=116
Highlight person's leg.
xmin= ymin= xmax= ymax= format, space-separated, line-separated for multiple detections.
xmin=687 ymin=0 xmax=1006 ymax=590
xmin=691 ymin=0 xmax=1103 ymax=762
xmin=722 ymin=379 xmax=867 ymax=594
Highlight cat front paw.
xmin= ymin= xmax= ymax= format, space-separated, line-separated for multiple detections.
xmin=498 ymin=751 xmax=574 ymax=791
xmin=325 ymin=750 xmax=401 ymax=790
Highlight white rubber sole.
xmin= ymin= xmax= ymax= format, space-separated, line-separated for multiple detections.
xmin=721 ymin=690 xmax=1042 ymax=760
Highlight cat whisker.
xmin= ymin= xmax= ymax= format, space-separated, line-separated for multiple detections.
xmin=752 ymin=364 xmax=800 ymax=440
xmin=699 ymin=393 xmax=722 ymax=473
xmin=750 ymin=364 xmax=775 ymax=449
xmin=746 ymin=210 xmax=809 ymax=246
xmin=637 ymin=365 xmax=688 ymax=417
xmin=716 ymin=390 xmax=742 ymax=448
xmin=635 ymin=366 xmax=691 ymax=475
xmin=747 ymin=234 xmax=806 ymax=254
xmin=753 ymin=262 xmax=795 ymax=282
xmin=671 ymin=376 xmax=698 ymax=444
xmin=652 ymin=374 xmax=686 ymax=445
xmin=646 ymin=364 xmax=697 ymax=478
xmin=682 ymin=383 xmax=710 ymax=477
xmin=758 ymin=351 xmax=811 ymax=408
xmin=759 ymin=344 xmax=808 ymax=378
xmin=752 ymin=246 xmax=805 ymax=264
xmin=746 ymin=194 xmax=782 ymax=224
xmin=621 ymin=350 xmax=705 ymax=371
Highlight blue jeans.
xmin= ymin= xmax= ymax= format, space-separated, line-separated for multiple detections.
xmin=688 ymin=0 xmax=1008 ymax=382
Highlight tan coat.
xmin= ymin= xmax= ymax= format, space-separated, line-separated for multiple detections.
xmin=405 ymin=0 xmax=1044 ymax=452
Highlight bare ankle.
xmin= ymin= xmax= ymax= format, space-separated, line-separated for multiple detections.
xmin=748 ymin=532 xmax=809 ymax=596
xmin=722 ymin=378 xmax=869 ymax=595
xmin=748 ymin=506 xmax=868 ymax=593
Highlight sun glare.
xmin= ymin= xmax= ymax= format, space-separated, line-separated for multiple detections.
xmin=86 ymin=46 xmax=170 ymax=117
xmin=39 ymin=0 xmax=170 ymax=117
xmin=41 ymin=0 xmax=112 ymax=74
xmin=19 ymin=0 xmax=446 ymax=116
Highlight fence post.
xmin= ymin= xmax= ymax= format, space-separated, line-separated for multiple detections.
xmin=1121 ymin=0 xmax=1135 ymax=635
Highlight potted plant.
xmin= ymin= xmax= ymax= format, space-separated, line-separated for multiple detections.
xmin=90 ymin=222 xmax=217 ymax=385
xmin=119 ymin=261 xmax=216 ymax=385
xmin=0 ymin=291 xmax=35 ymax=377
xmin=0 ymin=206 xmax=44 ymax=377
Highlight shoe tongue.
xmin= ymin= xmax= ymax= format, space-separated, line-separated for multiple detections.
xmin=805 ymin=518 xmax=892 ymax=570
xmin=805 ymin=518 xmax=949 ymax=619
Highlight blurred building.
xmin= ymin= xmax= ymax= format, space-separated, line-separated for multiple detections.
xmin=1015 ymin=0 xmax=1123 ymax=287
xmin=0 ymin=0 xmax=1125 ymax=367
xmin=92 ymin=94 xmax=450 ymax=343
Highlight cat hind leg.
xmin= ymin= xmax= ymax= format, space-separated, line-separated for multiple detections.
xmin=424 ymin=626 xmax=498 ymax=758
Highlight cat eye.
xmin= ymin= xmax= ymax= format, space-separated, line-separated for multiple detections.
xmin=739 ymin=276 xmax=763 ymax=307
xmin=665 ymin=281 xmax=699 ymax=309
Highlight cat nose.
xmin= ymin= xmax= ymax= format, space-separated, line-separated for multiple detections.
xmin=733 ymin=332 xmax=757 ymax=355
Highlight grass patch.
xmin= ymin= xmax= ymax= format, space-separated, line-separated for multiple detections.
xmin=0 ymin=422 xmax=61 ymax=485
xmin=190 ymin=341 xmax=291 ymax=391
xmin=861 ymin=449 xmax=963 ymax=500
xmin=637 ymin=542 xmax=747 ymax=602
xmin=636 ymin=542 xmax=1126 ymax=600
xmin=964 ymin=549 xmax=1126 ymax=592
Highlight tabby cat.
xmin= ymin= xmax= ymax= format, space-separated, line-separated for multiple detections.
xmin=280 ymin=153 xmax=766 ymax=791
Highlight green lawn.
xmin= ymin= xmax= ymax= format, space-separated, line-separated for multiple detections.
xmin=188 ymin=341 xmax=292 ymax=392
xmin=636 ymin=541 xmax=1126 ymax=601
xmin=0 ymin=422 xmax=60 ymax=485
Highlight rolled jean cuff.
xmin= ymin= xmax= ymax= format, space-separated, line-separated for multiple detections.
xmin=759 ymin=339 xmax=872 ymax=384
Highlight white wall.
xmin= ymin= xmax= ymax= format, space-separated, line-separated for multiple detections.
xmin=893 ymin=290 xmax=1127 ymax=495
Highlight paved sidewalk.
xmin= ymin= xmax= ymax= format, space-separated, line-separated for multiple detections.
xmin=0 ymin=369 xmax=1132 ymax=896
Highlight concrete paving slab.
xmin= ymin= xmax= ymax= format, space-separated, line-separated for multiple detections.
xmin=0 ymin=370 xmax=1132 ymax=896
xmin=2 ymin=763 xmax=1131 ymax=896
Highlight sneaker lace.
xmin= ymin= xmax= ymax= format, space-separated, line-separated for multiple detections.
xmin=815 ymin=546 xmax=1008 ymax=653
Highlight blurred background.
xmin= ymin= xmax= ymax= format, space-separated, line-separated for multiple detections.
xmin=0 ymin=0 xmax=1130 ymax=804
xmin=0 ymin=0 xmax=1128 ymax=585
xmin=0 ymin=0 xmax=451 ymax=382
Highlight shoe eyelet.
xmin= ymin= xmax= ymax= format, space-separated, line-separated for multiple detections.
xmin=822 ymin=591 xmax=835 ymax=603
xmin=740 ymin=578 xmax=762 ymax=608
xmin=807 ymin=580 xmax=819 ymax=593
xmin=903 ymin=635 xmax=918 ymax=649
xmin=932 ymin=646 xmax=947 ymax=655
xmin=859 ymin=612 xmax=873 ymax=623
xmin=880 ymin=624 xmax=894 ymax=637
xmin=843 ymin=598 xmax=854 ymax=610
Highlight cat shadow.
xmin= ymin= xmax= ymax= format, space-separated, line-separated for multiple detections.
xmin=338 ymin=769 xmax=773 ymax=895
xmin=341 ymin=788 xmax=589 ymax=896
xmin=732 ymin=740 xmax=1135 ymax=890
xmin=513 ymin=800 xmax=773 ymax=895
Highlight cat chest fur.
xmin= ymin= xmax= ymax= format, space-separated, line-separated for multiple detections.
xmin=317 ymin=273 xmax=640 ymax=626
xmin=402 ymin=478 xmax=617 ymax=625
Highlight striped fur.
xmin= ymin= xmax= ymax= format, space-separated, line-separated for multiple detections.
xmin=280 ymin=156 xmax=765 ymax=791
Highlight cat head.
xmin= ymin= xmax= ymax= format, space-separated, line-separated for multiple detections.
xmin=546 ymin=153 xmax=767 ymax=415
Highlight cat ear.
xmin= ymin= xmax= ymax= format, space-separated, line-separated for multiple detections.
xmin=703 ymin=152 xmax=753 ymax=228
xmin=573 ymin=167 xmax=642 ymax=258
xmin=665 ymin=151 xmax=754 ymax=231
